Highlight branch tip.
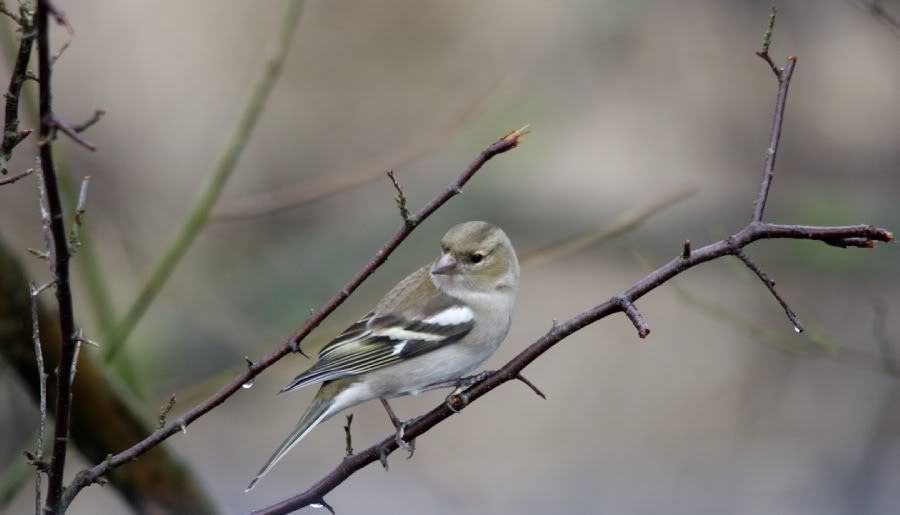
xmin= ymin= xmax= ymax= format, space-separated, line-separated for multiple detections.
xmin=515 ymin=373 xmax=546 ymax=400
xmin=343 ymin=414 xmax=354 ymax=457
xmin=681 ymin=240 xmax=691 ymax=259
xmin=386 ymin=170 xmax=412 ymax=226
xmin=735 ymin=250 xmax=803 ymax=332
xmin=615 ymin=296 xmax=651 ymax=338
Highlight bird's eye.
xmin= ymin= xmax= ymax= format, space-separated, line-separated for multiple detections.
xmin=469 ymin=252 xmax=485 ymax=264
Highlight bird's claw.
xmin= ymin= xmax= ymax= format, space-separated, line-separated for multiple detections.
xmin=395 ymin=422 xmax=416 ymax=459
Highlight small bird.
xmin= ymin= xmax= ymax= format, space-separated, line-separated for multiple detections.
xmin=246 ymin=221 xmax=520 ymax=491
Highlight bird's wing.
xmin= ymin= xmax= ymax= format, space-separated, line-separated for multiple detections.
xmin=279 ymin=266 xmax=474 ymax=393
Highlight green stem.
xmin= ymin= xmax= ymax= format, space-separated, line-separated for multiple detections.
xmin=103 ymin=0 xmax=306 ymax=362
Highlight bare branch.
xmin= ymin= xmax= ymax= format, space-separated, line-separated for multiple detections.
xmin=751 ymin=55 xmax=797 ymax=222
xmin=615 ymin=296 xmax=651 ymax=338
xmin=0 ymin=9 xmax=35 ymax=172
xmin=734 ymin=249 xmax=803 ymax=332
xmin=0 ymin=166 xmax=32 ymax=185
xmin=755 ymin=5 xmax=782 ymax=79
xmin=33 ymin=0 xmax=85 ymax=510
xmin=70 ymin=109 xmax=104 ymax=133
xmin=29 ymin=282 xmax=48 ymax=514
xmin=49 ymin=115 xmax=97 ymax=151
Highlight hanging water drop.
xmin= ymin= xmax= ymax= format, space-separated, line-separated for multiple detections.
xmin=310 ymin=504 xmax=323 ymax=509
xmin=793 ymin=325 xmax=803 ymax=334
xmin=242 ymin=378 xmax=254 ymax=389
xmin=180 ymin=423 xmax=187 ymax=434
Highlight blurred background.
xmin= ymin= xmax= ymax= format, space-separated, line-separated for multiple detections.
xmin=1 ymin=0 xmax=899 ymax=513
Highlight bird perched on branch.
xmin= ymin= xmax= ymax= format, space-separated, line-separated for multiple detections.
xmin=246 ymin=221 xmax=520 ymax=491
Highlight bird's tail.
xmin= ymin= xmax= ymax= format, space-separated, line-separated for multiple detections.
xmin=245 ymin=383 xmax=340 ymax=492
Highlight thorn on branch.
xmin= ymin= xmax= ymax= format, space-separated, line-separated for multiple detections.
xmin=343 ymin=414 xmax=354 ymax=457
xmin=734 ymin=249 xmax=803 ymax=332
xmin=0 ymin=167 xmax=33 ymax=185
xmin=514 ymin=373 xmax=546 ymax=400
xmin=615 ymin=296 xmax=651 ymax=338
xmin=157 ymin=394 xmax=177 ymax=430
xmin=681 ymin=239 xmax=691 ymax=259
xmin=49 ymin=37 xmax=70 ymax=66
xmin=288 ymin=337 xmax=310 ymax=358
xmin=386 ymin=170 xmax=412 ymax=227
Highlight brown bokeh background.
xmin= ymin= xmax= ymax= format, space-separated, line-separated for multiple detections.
xmin=2 ymin=1 xmax=899 ymax=514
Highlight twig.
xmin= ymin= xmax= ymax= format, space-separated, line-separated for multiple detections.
xmin=386 ymin=170 xmax=411 ymax=226
xmin=751 ymin=56 xmax=796 ymax=221
xmin=29 ymin=282 xmax=48 ymax=514
xmin=59 ymin=126 xmax=528 ymax=507
xmin=343 ymin=414 xmax=354 ymax=457
xmin=70 ymin=109 xmax=104 ymax=133
xmin=248 ymin=31 xmax=893 ymax=515
xmin=157 ymin=395 xmax=177 ymax=430
xmin=0 ymin=7 xmax=34 ymax=172
xmin=847 ymin=0 xmax=900 ymax=37
xmin=734 ymin=249 xmax=803 ymax=332
xmin=34 ymin=0 xmax=82 ymax=510
xmin=102 ymin=0 xmax=307 ymax=363
xmin=514 ymin=373 xmax=546 ymax=400
xmin=615 ymin=296 xmax=651 ymax=338
xmin=755 ymin=5 xmax=782 ymax=79
xmin=0 ymin=166 xmax=31 ymax=185
xmin=49 ymin=115 xmax=96 ymax=151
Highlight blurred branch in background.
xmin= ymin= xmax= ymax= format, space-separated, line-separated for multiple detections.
xmin=848 ymin=0 xmax=900 ymax=37
xmin=249 ymin=21 xmax=895 ymax=515
xmin=102 ymin=0 xmax=307 ymax=364
xmin=521 ymin=186 xmax=697 ymax=269
xmin=210 ymin=74 xmax=505 ymax=223
xmin=0 ymin=1 xmax=33 ymax=174
xmin=0 ymin=239 xmax=218 ymax=514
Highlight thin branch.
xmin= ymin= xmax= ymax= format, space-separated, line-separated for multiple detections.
xmin=734 ymin=248 xmax=803 ymax=332
xmin=615 ymin=296 xmax=651 ymax=338
xmin=0 ymin=7 xmax=34 ymax=172
xmin=755 ymin=5 xmax=782 ymax=79
xmin=34 ymin=0 xmax=81 ymax=510
xmin=249 ymin=37 xmax=894 ymax=515
xmin=848 ymin=0 xmax=900 ymax=37
xmin=59 ymin=126 xmax=528 ymax=507
xmin=29 ymin=282 xmax=48 ymax=514
xmin=0 ymin=166 xmax=31 ymax=185
xmin=49 ymin=115 xmax=96 ymax=151
xmin=102 ymin=0 xmax=306 ymax=363
xmin=751 ymin=56 xmax=796 ymax=222
xmin=386 ymin=170 xmax=411 ymax=226
xmin=69 ymin=109 xmax=104 ymax=133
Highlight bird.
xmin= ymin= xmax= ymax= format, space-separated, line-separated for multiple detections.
xmin=245 ymin=221 xmax=520 ymax=492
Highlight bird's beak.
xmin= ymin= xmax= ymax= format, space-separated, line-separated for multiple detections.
xmin=431 ymin=253 xmax=457 ymax=275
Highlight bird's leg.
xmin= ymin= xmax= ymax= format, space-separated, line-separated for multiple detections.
xmin=380 ymin=399 xmax=416 ymax=459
